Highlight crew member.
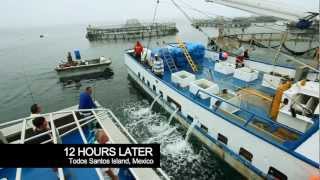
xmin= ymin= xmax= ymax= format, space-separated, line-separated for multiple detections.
xmin=28 ymin=116 xmax=52 ymax=144
xmin=67 ymin=52 xmax=73 ymax=64
xmin=235 ymin=55 xmax=245 ymax=68
xmin=95 ymin=129 xmax=119 ymax=180
xmin=30 ymin=104 xmax=42 ymax=118
xmin=152 ymin=54 xmax=164 ymax=77
xmin=244 ymin=49 xmax=249 ymax=59
xmin=79 ymin=87 xmax=97 ymax=109
xmin=235 ymin=46 xmax=246 ymax=68
xmin=218 ymin=49 xmax=228 ymax=61
xmin=134 ymin=41 xmax=143 ymax=60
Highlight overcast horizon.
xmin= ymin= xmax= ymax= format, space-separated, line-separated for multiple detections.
xmin=0 ymin=0 xmax=318 ymax=28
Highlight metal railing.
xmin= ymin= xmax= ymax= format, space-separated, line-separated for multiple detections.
xmin=0 ymin=108 xmax=111 ymax=180
xmin=1 ymin=107 xmax=170 ymax=180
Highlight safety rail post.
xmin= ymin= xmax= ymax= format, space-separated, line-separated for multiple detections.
xmin=15 ymin=118 xmax=27 ymax=180
xmin=49 ymin=113 xmax=65 ymax=180
xmin=71 ymin=111 xmax=104 ymax=180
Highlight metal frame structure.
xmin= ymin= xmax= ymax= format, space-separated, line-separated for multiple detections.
xmin=0 ymin=108 xmax=170 ymax=180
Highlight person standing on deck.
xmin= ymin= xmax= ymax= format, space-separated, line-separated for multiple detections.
xmin=152 ymin=54 xmax=164 ymax=78
xmin=244 ymin=49 xmax=249 ymax=59
xmin=79 ymin=87 xmax=97 ymax=110
xmin=95 ymin=129 xmax=119 ymax=180
xmin=134 ymin=41 xmax=143 ymax=61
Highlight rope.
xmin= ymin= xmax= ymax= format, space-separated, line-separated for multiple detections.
xmin=144 ymin=0 xmax=160 ymax=60
xmin=272 ymin=31 xmax=288 ymax=70
xmin=171 ymin=0 xmax=211 ymax=38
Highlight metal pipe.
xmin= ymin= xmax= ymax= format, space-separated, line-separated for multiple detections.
xmin=49 ymin=113 xmax=65 ymax=180
xmin=15 ymin=118 xmax=27 ymax=180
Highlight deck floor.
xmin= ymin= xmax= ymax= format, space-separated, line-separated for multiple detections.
xmin=130 ymin=50 xmax=305 ymax=148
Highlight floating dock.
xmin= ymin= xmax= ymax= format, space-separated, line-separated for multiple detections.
xmin=86 ymin=19 xmax=178 ymax=41
xmin=191 ymin=16 xmax=279 ymax=28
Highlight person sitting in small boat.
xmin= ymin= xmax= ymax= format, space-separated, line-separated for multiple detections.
xmin=60 ymin=52 xmax=78 ymax=68
xmin=95 ymin=129 xmax=119 ymax=180
xmin=152 ymin=54 xmax=164 ymax=78
xmin=79 ymin=86 xmax=97 ymax=109
xmin=30 ymin=103 xmax=42 ymax=118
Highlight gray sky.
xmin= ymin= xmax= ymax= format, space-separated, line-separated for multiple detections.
xmin=0 ymin=0 xmax=318 ymax=28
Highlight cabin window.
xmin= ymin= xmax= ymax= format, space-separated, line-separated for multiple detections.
xmin=142 ymin=77 xmax=145 ymax=83
xmin=267 ymin=167 xmax=287 ymax=180
xmin=239 ymin=147 xmax=253 ymax=162
xmin=153 ymin=85 xmax=156 ymax=91
xmin=217 ymin=133 xmax=228 ymax=145
xmin=138 ymin=72 xmax=141 ymax=78
xmin=200 ymin=124 xmax=208 ymax=133
xmin=187 ymin=115 xmax=194 ymax=122
xmin=147 ymin=81 xmax=150 ymax=87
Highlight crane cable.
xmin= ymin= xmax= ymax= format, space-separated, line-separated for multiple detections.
xmin=144 ymin=0 xmax=160 ymax=59
xmin=171 ymin=0 xmax=211 ymax=38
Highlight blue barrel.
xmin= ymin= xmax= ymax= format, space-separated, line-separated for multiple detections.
xmin=74 ymin=50 xmax=81 ymax=60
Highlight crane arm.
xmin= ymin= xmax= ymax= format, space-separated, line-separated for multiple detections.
xmin=205 ymin=0 xmax=306 ymax=21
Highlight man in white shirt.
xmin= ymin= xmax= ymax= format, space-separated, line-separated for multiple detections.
xmin=95 ymin=130 xmax=119 ymax=180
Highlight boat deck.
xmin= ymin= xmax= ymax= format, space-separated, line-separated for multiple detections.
xmin=0 ymin=104 xmax=166 ymax=180
xmin=127 ymin=49 xmax=319 ymax=152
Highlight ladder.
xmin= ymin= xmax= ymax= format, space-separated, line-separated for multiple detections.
xmin=176 ymin=36 xmax=198 ymax=72
xmin=162 ymin=47 xmax=178 ymax=73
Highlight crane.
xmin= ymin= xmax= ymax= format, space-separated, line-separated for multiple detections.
xmin=205 ymin=0 xmax=318 ymax=29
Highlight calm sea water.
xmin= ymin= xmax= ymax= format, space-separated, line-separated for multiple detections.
xmin=0 ymin=20 xmax=210 ymax=122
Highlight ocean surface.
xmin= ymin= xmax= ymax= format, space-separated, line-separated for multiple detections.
xmin=0 ymin=20 xmax=316 ymax=179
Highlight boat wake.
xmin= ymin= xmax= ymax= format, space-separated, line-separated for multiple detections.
xmin=122 ymin=100 xmax=235 ymax=180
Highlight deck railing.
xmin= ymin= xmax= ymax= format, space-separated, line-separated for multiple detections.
xmin=1 ymin=107 xmax=171 ymax=180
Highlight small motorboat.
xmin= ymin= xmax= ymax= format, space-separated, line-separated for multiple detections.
xmin=55 ymin=51 xmax=112 ymax=79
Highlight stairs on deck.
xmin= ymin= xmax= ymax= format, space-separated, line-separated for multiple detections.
xmin=176 ymin=37 xmax=198 ymax=72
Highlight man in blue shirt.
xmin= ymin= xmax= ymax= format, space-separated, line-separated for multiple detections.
xmin=79 ymin=87 xmax=97 ymax=109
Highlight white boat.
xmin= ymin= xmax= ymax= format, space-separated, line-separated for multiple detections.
xmin=55 ymin=57 xmax=112 ymax=79
xmin=0 ymin=102 xmax=169 ymax=180
xmin=124 ymin=43 xmax=319 ymax=180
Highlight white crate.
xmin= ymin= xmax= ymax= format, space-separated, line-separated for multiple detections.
xmin=172 ymin=70 xmax=196 ymax=88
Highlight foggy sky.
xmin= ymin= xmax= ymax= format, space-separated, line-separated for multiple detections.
xmin=0 ymin=0 xmax=318 ymax=28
